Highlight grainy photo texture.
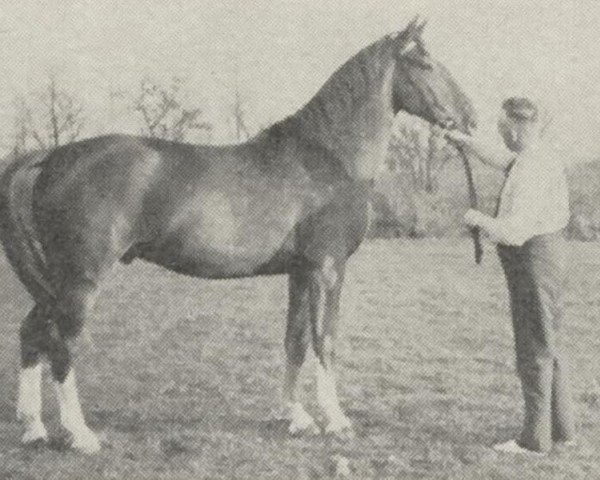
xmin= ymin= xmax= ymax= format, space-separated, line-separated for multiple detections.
xmin=0 ymin=1 xmax=599 ymax=479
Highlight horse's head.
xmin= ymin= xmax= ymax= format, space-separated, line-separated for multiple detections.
xmin=391 ymin=18 xmax=477 ymax=134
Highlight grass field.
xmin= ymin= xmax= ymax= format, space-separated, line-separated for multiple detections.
xmin=0 ymin=239 xmax=599 ymax=479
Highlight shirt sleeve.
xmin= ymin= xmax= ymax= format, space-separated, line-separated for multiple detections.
xmin=477 ymin=158 xmax=562 ymax=246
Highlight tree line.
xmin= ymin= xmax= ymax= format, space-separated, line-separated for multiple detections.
xmin=7 ymin=73 xmax=254 ymax=157
xmin=372 ymin=113 xmax=600 ymax=241
xmin=7 ymin=75 xmax=600 ymax=242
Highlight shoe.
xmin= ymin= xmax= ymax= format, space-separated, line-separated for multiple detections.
xmin=493 ymin=439 xmax=546 ymax=457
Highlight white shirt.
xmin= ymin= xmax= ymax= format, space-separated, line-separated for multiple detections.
xmin=480 ymin=143 xmax=569 ymax=246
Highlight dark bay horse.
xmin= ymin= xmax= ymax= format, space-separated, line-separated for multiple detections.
xmin=0 ymin=19 xmax=476 ymax=453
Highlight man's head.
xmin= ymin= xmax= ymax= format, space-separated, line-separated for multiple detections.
xmin=497 ymin=97 xmax=540 ymax=152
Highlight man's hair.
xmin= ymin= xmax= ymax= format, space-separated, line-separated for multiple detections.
xmin=502 ymin=97 xmax=538 ymax=122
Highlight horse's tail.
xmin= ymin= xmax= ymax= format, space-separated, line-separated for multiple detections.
xmin=0 ymin=151 xmax=55 ymax=301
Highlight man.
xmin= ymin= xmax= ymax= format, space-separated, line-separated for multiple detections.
xmin=445 ymin=97 xmax=576 ymax=455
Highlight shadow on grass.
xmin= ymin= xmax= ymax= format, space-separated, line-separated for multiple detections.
xmin=220 ymin=415 xmax=292 ymax=440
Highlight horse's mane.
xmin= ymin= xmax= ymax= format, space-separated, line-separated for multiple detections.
xmin=262 ymin=36 xmax=395 ymax=149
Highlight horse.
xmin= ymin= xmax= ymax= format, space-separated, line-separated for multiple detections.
xmin=0 ymin=18 xmax=476 ymax=453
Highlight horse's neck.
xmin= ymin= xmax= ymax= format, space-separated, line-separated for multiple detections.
xmin=288 ymin=57 xmax=395 ymax=180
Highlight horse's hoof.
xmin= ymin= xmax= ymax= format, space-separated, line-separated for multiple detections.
xmin=325 ymin=416 xmax=355 ymax=440
xmin=289 ymin=420 xmax=320 ymax=437
xmin=21 ymin=421 xmax=48 ymax=446
xmin=287 ymin=403 xmax=320 ymax=436
xmin=68 ymin=428 xmax=102 ymax=454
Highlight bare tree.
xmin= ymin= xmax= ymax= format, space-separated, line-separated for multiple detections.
xmin=388 ymin=119 xmax=456 ymax=193
xmin=231 ymin=88 xmax=250 ymax=142
xmin=12 ymin=73 xmax=86 ymax=153
xmin=134 ymin=76 xmax=212 ymax=142
xmin=11 ymin=97 xmax=30 ymax=157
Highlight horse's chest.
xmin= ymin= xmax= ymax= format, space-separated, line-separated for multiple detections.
xmin=296 ymin=189 xmax=371 ymax=259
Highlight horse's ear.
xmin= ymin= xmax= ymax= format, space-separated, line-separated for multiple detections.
xmin=407 ymin=15 xmax=420 ymax=32
xmin=394 ymin=15 xmax=421 ymax=53
xmin=413 ymin=19 xmax=428 ymax=50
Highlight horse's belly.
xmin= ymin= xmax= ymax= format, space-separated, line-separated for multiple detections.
xmin=150 ymin=234 xmax=294 ymax=278
xmin=153 ymin=191 xmax=300 ymax=278
xmin=180 ymin=234 xmax=294 ymax=278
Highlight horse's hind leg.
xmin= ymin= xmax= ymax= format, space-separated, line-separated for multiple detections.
xmin=17 ymin=303 xmax=49 ymax=444
xmin=308 ymin=257 xmax=353 ymax=437
xmin=45 ymin=278 xmax=100 ymax=453
xmin=283 ymin=268 xmax=318 ymax=435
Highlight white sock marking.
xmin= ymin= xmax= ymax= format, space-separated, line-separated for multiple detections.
xmin=286 ymin=401 xmax=317 ymax=433
xmin=17 ymin=364 xmax=47 ymax=442
xmin=54 ymin=369 xmax=100 ymax=453
xmin=316 ymin=363 xmax=352 ymax=433
xmin=322 ymin=256 xmax=338 ymax=289
xmin=17 ymin=364 xmax=43 ymax=422
xmin=316 ymin=363 xmax=345 ymax=419
xmin=55 ymin=369 xmax=89 ymax=434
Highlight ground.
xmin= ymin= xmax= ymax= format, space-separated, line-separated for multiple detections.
xmin=0 ymin=239 xmax=599 ymax=479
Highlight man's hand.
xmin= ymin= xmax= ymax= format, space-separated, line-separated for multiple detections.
xmin=443 ymin=128 xmax=472 ymax=146
xmin=464 ymin=209 xmax=484 ymax=227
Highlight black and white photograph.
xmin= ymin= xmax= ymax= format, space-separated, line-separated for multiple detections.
xmin=0 ymin=1 xmax=599 ymax=478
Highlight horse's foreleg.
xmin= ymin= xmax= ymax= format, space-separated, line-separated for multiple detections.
xmin=309 ymin=258 xmax=352 ymax=437
xmin=283 ymin=269 xmax=318 ymax=435
xmin=47 ymin=281 xmax=100 ymax=453
xmin=17 ymin=305 xmax=48 ymax=444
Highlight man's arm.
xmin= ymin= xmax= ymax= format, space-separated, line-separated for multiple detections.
xmin=444 ymin=130 xmax=515 ymax=171
xmin=464 ymin=161 xmax=561 ymax=246
xmin=465 ymin=209 xmax=532 ymax=246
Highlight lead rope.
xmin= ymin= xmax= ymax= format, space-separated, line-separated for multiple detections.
xmin=456 ymin=145 xmax=483 ymax=264
xmin=402 ymin=69 xmax=482 ymax=263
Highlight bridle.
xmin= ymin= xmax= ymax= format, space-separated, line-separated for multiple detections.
xmin=395 ymin=53 xmax=483 ymax=264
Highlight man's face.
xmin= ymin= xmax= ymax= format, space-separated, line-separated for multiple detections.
xmin=498 ymin=115 xmax=538 ymax=153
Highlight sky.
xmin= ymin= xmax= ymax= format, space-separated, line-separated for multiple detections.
xmin=0 ymin=0 xmax=598 ymax=160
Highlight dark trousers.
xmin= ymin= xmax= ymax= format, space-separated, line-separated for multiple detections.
xmin=497 ymin=231 xmax=575 ymax=452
